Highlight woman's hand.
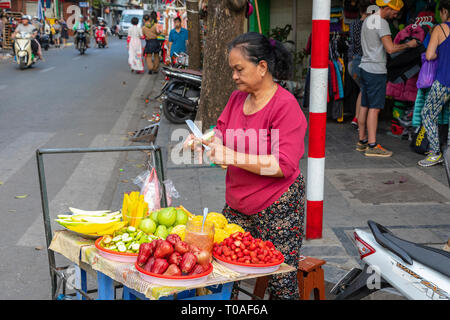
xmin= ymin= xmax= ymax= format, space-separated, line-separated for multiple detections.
xmin=183 ymin=133 xmax=205 ymax=164
xmin=183 ymin=133 xmax=202 ymax=151
xmin=203 ymin=137 xmax=235 ymax=166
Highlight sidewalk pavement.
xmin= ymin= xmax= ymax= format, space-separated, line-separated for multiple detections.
xmin=120 ymin=72 xmax=449 ymax=299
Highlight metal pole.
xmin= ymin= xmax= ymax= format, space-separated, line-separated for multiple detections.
xmin=36 ymin=150 xmax=57 ymax=299
xmin=306 ymin=0 xmax=330 ymax=239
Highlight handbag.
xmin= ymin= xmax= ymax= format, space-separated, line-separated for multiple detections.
xmin=410 ymin=125 xmax=430 ymax=154
xmin=416 ymin=52 xmax=438 ymax=89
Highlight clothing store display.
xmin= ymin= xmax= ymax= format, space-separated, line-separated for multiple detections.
xmin=386 ymin=24 xmax=426 ymax=102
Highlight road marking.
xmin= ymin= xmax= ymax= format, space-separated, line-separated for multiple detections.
xmin=0 ymin=132 xmax=55 ymax=185
xmin=40 ymin=66 xmax=55 ymax=73
xmin=0 ymin=85 xmax=7 ymax=90
xmin=16 ymin=75 xmax=154 ymax=247
xmin=72 ymin=56 xmax=81 ymax=60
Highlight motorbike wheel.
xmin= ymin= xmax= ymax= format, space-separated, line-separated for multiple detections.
xmin=44 ymin=45 xmax=49 ymax=51
xmin=163 ymin=100 xmax=196 ymax=124
xmin=118 ymin=35 xmax=123 ymax=39
xmin=18 ymin=56 xmax=27 ymax=70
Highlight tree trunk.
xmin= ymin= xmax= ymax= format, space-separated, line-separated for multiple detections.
xmin=186 ymin=0 xmax=202 ymax=70
xmin=195 ymin=0 xmax=245 ymax=130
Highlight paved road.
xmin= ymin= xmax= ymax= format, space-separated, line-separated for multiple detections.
xmin=0 ymin=38 xmax=152 ymax=299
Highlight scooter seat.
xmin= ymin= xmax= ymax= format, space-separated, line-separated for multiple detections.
xmin=368 ymin=221 xmax=450 ymax=278
xmin=163 ymin=66 xmax=202 ymax=77
xmin=182 ymin=68 xmax=202 ymax=77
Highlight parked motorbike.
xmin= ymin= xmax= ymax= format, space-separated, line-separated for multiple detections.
xmin=95 ymin=26 xmax=107 ymax=48
xmin=75 ymin=29 xmax=87 ymax=55
xmin=14 ymin=32 xmax=37 ymax=69
xmin=332 ymin=149 xmax=450 ymax=300
xmin=158 ymin=66 xmax=202 ymax=124
xmin=171 ymin=52 xmax=189 ymax=69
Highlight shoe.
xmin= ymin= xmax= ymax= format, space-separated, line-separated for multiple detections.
xmin=418 ymin=152 xmax=444 ymax=167
xmin=364 ymin=144 xmax=393 ymax=157
xmin=356 ymin=140 xmax=368 ymax=152
xmin=148 ymin=70 xmax=153 ymax=74
xmin=351 ymin=117 xmax=358 ymax=128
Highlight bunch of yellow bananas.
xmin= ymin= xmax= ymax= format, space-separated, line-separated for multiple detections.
xmin=55 ymin=208 xmax=127 ymax=236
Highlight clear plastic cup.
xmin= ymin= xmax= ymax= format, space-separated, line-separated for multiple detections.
xmin=184 ymin=219 xmax=215 ymax=258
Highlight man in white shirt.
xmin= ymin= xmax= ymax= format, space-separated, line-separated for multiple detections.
xmin=357 ymin=0 xmax=418 ymax=157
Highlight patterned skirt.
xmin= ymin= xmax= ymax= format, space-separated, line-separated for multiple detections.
xmin=222 ymin=174 xmax=306 ymax=300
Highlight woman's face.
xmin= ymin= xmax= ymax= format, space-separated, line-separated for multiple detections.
xmin=440 ymin=8 xmax=449 ymax=21
xmin=228 ymin=47 xmax=268 ymax=93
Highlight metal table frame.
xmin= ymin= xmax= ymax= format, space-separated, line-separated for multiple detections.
xmin=36 ymin=145 xmax=167 ymax=300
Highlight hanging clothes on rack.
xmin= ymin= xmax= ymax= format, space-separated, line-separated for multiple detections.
xmin=386 ymin=23 xmax=426 ymax=102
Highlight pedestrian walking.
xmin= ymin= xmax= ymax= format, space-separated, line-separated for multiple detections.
xmin=60 ymin=19 xmax=69 ymax=47
xmin=52 ymin=19 xmax=61 ymax=48
xmin=168 ymin=16 xmax=188 ymax=64
xmin=127 ymin=17 xmax=144 ymax=74
xmin=418 ymin=0 xmax=450 ymax=167
xmin=142 ymin=11 xmax=162 ymax=74
xmin=357 ymin=0 xmax=418 ymax=157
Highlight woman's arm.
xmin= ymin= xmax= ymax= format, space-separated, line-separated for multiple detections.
xmin=232 ymin=152 xmax=283 ymax=177
xmin=202 ymin=137 xmax=284 ymax=178
xmin=425 ymin=25 xmax=441 ymax=60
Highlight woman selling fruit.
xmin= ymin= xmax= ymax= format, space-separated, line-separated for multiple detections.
xmin=185 ymin=32 xmax=307 ymax=300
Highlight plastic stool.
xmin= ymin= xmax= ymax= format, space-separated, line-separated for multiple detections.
xmin=252 ymin=256 xmax=326 ymax=300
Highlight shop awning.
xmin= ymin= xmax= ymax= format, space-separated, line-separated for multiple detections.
xmin=0 ymin=0 xmax=11 ymax=9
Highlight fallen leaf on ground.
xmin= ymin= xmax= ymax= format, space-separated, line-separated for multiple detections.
xmin=8 ymin=210 xmax=16 ymax=213
xmin=15 ymin=195 xmax=28 ymax=199
xmin=383 ymin=180 xmax=395 ymax=185
xmin=398 ymin=177 xmax=408 ymax=184
xmin=135 ymin=164 xmax=144 ymax=168
xmin=35 ymin=246 xmax=43 ymax=251
xmin=0 ymin=181 xmax=3 ymax=185
xmin=121 ymin=180 xmax=129 ymax=183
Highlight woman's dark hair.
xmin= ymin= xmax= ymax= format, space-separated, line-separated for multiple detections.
xmin=143 ymin=14 xmax=150 ymax=22
xmin=131 ymin=17 xmax=139 ymax=25
xmin=439 ymin=0 xmax=450 ymax=13
xmin=228 ymin=32 xmax=293 ymax=80
xmin=150 ymin=11 xmax=158 ymax=24
xmin=359 ymin=0 xmax=371 ymax=14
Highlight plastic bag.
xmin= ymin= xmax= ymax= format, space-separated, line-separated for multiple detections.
xmin=417 ymin=53 xmax=438 ymax=89
xmin=133 ymin=169 xmax=179 ymax=211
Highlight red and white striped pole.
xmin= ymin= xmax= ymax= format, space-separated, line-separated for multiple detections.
xmin=306 ymin=0 xmax=330 ymax=239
